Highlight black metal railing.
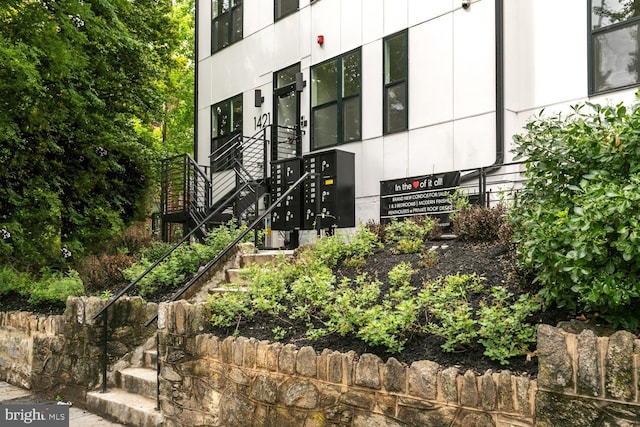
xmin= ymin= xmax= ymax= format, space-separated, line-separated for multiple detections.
xmin=92 ymin=177 xmax=261 ymax=394
xmin=92 ymin=170 xmax=311 ymax=397
xmin=458 ymin=161 xmax=527 ymax=208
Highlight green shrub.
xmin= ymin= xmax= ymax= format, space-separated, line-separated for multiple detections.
xmin=383 ymin=217 xmax=439 ymax=254
xmin=124 ymin=220 xmax=255 ymax=296
xmin=420 ymin=274 xmax=484 ymax=352
xmin=29 ymin=269 xmax=85 ymax=304
xmin=478 ymin=287 xmax=539 ymax=365
xmin=513 ymin=101 xmax=640 ymax=327
xmin=453 ymin=204 xmax=508 ymax=242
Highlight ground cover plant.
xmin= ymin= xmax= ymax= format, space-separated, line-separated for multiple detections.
xmin=207 ymin=214 xmax=551 ymax=372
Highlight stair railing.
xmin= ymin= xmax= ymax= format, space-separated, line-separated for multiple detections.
xmin=92 ymin=179 xmax=259 ymax=394
xmin=144 ymin=171 xmax=313 ymax=327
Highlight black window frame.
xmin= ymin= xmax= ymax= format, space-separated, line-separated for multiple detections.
xmin=383 ymin=29 xmax=408 ymax=134
xmin=211 ymin=0 xmax=243 ymax=54
xmin=310 ymin=48 xmax=362 ymax=151
xmin=588 ymin=0 xmax=640 ymax=95
xmin=274 ymin=0 xmax=298 ymax=22
xmin=211 ymin=94 xmax=243 ymax=172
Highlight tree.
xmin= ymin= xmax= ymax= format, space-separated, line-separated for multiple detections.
xmin=0 ymin=0 xmax=180 ymax=270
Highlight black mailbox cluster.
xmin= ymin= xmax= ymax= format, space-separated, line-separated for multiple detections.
xmin=270 ymin=149 xmax=355 ymax=231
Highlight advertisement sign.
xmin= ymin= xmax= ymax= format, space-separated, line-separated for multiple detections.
xmin=380 ymin=171 xmax=460 ymax=228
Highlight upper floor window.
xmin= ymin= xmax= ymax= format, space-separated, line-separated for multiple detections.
xmin=212 ymin=0 xmax=242 ymax=54
xmin=275 ymin=0 xmax=298 ymax=21
xmin=384 ymin=30 xmax=408 ymax=134
xmin=311 ymin=49 xmax=361 ymax=150
xmin=211 ymin=94 xmax=243 ymax=171
xmin=590 ymin=0 xmax=640 ymax=94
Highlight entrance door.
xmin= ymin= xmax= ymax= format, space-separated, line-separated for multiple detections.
xmin=272 ymin=63 xmax=301 ymax=161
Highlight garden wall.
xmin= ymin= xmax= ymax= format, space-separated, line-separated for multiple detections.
xmin=0 ymin=297 xmax=155 ymax=404
xmin=1 ymin=298 xmax=640 ymax=426
xmin=157 ymin=300 xmax=536 ymax=427
xmin=535 ymin=323 xmax=640 ymax=426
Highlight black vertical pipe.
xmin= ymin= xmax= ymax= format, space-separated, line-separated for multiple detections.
xmin=193 ymin=0 xmax=199 ymax=163
xmin=101 ymin=311 xmax=108 ymax=393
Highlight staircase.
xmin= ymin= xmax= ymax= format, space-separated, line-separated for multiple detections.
xmin=86 ymin=248 xmax=295 ymax=426
xmin=86 ymin=347 xmax=162 ymax=427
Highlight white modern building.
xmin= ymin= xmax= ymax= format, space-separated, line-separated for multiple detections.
xmin=173 ymin=0 xmax=640 ymax=242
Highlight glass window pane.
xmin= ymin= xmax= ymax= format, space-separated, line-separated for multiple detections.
xmin=385 ymin=32 xmax=407 ymax=84
xmin=276 ymin=0 xmax=298 ymax=20
xmin=342 ymin=51 xmax=361 ymax=97
xmin=343 ymin=97 xmax=361 ymax=142
xmin=312 ymin=60 xmax=338 ymax=106
xmin=213 ymin=102 xmax=230 ymax=137
xmin=385 ymin=83 xmax=407 ymax=133
xmin=592 ymin=0 xmax=640 ymax=29
xmin=231 ymin=95 xmax=243 ymax=133
xmin=212 ymin=0 xmax=230 ymax=18
xmin=593 ymin=25 xmax=640 ymax=92
xmin=213 ymin=17 xmax=229 ymax=50
xmin=232 ymin=5 xmax=243 ymax=43
xmin=276 ymin=63 xmax=300 ymax=88
xmin=313 ymin=104 xmax=338 ymax=148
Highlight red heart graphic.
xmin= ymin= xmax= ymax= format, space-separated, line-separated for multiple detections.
xmin=412 ymin=181 xmax=419 ymax=189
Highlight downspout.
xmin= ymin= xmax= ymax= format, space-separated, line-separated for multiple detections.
xmin=460 ymin=0 xmax=504 ymax=182
xmin=193 ymin=0 xmax=199 ymax=162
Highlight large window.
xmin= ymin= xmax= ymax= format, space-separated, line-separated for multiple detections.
xmin=212 ymin=0 xmax=242 ymax=54
xmin=311 ymin=49 xmax=361 ymax=150
xmin=384 ymin=30 xmax=408 ymax=134
xmin=590 ymin=0 xmax=640 ymax=94
xmin=275 ymin=0 xmax=298 ymax=21
xmin=211 ymin=94 xmax=243 ymax=171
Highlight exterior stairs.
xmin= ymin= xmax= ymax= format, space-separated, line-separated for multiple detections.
xmin=85 ymin=248 xmax=292 ymax=426
xmin=206 ymin=249 xmax=294 ymax=295
xmin=86 ymin=348 xmax=163 ymax=427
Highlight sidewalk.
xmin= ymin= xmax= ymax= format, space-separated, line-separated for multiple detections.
xmin=0 ymin=381 xmax=123 ymax=426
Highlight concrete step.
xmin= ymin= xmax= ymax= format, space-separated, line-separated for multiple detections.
xmin=207 ymin=285 xmax=248 ymax=295
xmin=86 ymin=389 xmax=163 ymax=427
xmin=225 ymin=268 xmax=244 ymax=284
xmin=239 ymin=250 xmax=294 ymax=267
xmin=115 ymin=367 xmax=157 ymax=401
xmin=143 ymin=350 xmax=157 ymax=370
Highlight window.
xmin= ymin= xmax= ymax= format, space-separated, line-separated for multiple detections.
xmin=589 ymin=0 xmax=640 ymax=94
xmin=211 ymin=94 xmax=243 ymax=171
xmin=384 ymin=30 xmax=408 ymax=134
xmin=275 ymin=0 xmax=298 ymax=21
xmin=212 ymin=0 xmax=242 ymax=54
xmin=311 ymin=49 xmax=361 ymax=150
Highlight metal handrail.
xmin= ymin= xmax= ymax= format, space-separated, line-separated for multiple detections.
xmin=144 ymin=171 xmax=313 ymax=327
xmin=93 ymin=179 xmax=256 ymax=393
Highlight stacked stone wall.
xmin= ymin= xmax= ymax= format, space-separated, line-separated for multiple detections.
xmin=535 ymin=323 xmax=640 ymax=426
xmin=158 ymin=301 xmax=536 ymax=427
xmin=0 ymin=296 xmax=155 ymax=404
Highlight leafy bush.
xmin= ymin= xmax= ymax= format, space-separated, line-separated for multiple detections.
xmin=124 ymin=220 xmax=255 ymax=296
xmin=0 ymin=266 xmax=84 ymax=304
xmin=477 ymin=287 xmax=539 ymax=365
xmin=75 ymin=253 xmax=134 ymax=293
xmin=29 ymin=269 xmax=85 ymax=304
xmin=383 ymin=217 xmax=439 ymax=254
xmin=512 ymin=101 xmax=640 ymax=326
xmin=420 ymin=274 xmax=484 ymax=352
xmin=453 ymin=204 xmax=508 ymax=243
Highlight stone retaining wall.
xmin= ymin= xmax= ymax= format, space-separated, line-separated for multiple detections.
xmin=0 ymin=297 xmax=155 ymax=403
xmin=157 ymin=300 xmax=536 ymax=427
xmin=535 ymin=323 xmax=640 ymax=426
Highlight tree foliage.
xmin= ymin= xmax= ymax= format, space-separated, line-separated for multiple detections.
xmin=0 ymin=0 xmax=183 ymax=270
xmin=512 ymin=100 xmax=640 ymax=327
